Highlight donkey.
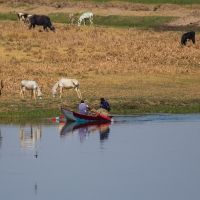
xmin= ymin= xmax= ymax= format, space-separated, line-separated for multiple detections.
xmin=52 ymin=78 xmax=82 ymax=99
xmin=69 ymin=13 xmax=74 ymax=25
xmin=78 ymin=12 xmax=93 ymax=26
xmin=20 ymin=80 xmax=42 ymax=100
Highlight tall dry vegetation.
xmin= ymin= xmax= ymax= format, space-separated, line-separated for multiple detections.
xmin=0 ymin=20 xmax=200 ymax=103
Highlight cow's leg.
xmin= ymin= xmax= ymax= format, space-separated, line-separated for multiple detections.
xmin=75 ymin=88 xmax=82 ymax=99
xmin=89 ymin=19 xmax=93 ymax=25
xmin=33 ymin=89 xmax=36 ymax=100
xmin=192 ymin=37 xmax=195 ymax=44
xmin=43 ymin=25 xmax=48 ymax=32
xmin=23 ymin=18 xmax=27 ymax=26
xmin=59 ymin=87 xmax=63 ymax=98
xmin=20 ymin=87 xmax=25 ymax=99
xmin=31 ymin=89 xmax=33 ymax=99
xmin=84 ymin=19 xmax=86 ymax=26
xmin=183 ymin=39 xmax=186 ymax=45
xmin=24 ymin=18 xmax=28 ymax=26
xmin=29 ymin=24 xmax=35 ymax=29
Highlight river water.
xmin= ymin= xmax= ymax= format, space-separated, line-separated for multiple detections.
xmin=0 ymin=113 xmax=200 ymax=200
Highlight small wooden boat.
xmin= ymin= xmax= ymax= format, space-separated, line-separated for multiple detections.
xmin=61 ymin=107 xmax=113 ymax=122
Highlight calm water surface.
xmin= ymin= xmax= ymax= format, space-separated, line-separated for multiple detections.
xmin=0 ymin=114 xmax=200 ymax=200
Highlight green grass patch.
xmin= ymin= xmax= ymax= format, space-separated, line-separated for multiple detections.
xmin=49 ymin=13 xmax=176 ymax=28
xmin=94 ymin=15 xmax=176 ymax=28
xmin=0 ymin=12 xmax=186 ymax=29
xmin=49 ymin=12 xmax=79 ymax=24
xmin=1 ymin=98 xmax=200 ymax=119
xmin=0 ymin=109 xmax=61 ymax=119
xmin=0 ymin=13 xmax=17 ymax=21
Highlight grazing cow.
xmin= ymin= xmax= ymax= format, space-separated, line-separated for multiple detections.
xmin=0 ymin=80 xmax=3 ymax=96
xmin=29 ymin=15 xmax=55 ymax=32
xmin=181 ymin=31 xmax=195 ymax=45
xmin=78 ymin=12 xmax=93 ymax=26
xmin=17 ymin=13 xmax=27 ymax=21
xmin=17 ymin=13 xmax=31 ymax=25
xmin=24 ymin=14 xmax=32 ymax=26
xmin=69 ymin=13 xmax=74 ymax=25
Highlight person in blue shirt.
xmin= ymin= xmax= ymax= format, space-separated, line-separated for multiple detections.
xmin=99 ymin=98 xmax=110 ymax=111
xmin=78 ymin=100 xmax=90 ymax=114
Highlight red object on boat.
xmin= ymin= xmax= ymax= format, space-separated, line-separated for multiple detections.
xmin=61 ymin=107 xmax=113 ymax=122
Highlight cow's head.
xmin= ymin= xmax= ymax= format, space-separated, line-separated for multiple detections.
xmin=50 ymin=26 xmax=55 ymax=32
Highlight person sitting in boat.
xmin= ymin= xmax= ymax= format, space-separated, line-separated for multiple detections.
xmin=99 ymin=98 xmax=110 ymax=112
xmin=78 ymin=100 xmax=90 ymax=114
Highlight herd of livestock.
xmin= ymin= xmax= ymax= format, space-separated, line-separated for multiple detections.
xmin=17 ymin=12 xmax=93 ymax=32
xmin=0 ymin=77 xmax=82 ymax=100
xmin=20 ymin=78 xmax=82 ymax=100
xmin=0 ymin=12 xmax=94 ymax=100
xmin=16 ymin=12 xmax=196 ymax=46
xmin=0 ymin=11 xmax=196 ymax=100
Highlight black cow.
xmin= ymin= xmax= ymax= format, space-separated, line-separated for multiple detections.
xmin=29 ymin=15 xmax=55 ymax=32
xmin=181 ymin=31 xmax=195 ymax=45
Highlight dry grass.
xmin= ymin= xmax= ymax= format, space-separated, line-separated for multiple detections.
xmin=1 ymin=20 xmax=200 ymax=113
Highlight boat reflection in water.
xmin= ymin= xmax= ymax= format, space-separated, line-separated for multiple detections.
xmin=0 ymin=130 xmax=2 ymax=149
xmin=60 ymin=121 xmax=111 ymax=142
xmin=20 ymin=124 xmax=41 ymax=150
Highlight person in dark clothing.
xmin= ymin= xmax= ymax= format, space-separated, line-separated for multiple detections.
xmin=99 ymin=98 xmax=110 ymax=111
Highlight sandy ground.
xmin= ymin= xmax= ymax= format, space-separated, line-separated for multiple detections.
xmin=1 ymin=2 xmax=200 ymax=26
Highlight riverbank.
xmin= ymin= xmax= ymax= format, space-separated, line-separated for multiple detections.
xmin=0 ymin=2 xmax=200 ymax=118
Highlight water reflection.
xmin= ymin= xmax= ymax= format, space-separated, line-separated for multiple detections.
xmin=99 ymin=125 xmax=110 ymax=141
xmin=60 ymin=121 xmax=111 ymax=142
xmin=0 ymin=129 xmax=2 ymax=149
xmin=20 ymin=124 xmax=41 ymax=150
xmin=1 ymin=114 xmax=200 ymax=200
xmin=34 ymin=183 xmax=37 ymax=195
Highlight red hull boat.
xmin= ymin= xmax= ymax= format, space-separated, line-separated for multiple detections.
xmin=61 ymin=107 xmax=112 ymax=122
